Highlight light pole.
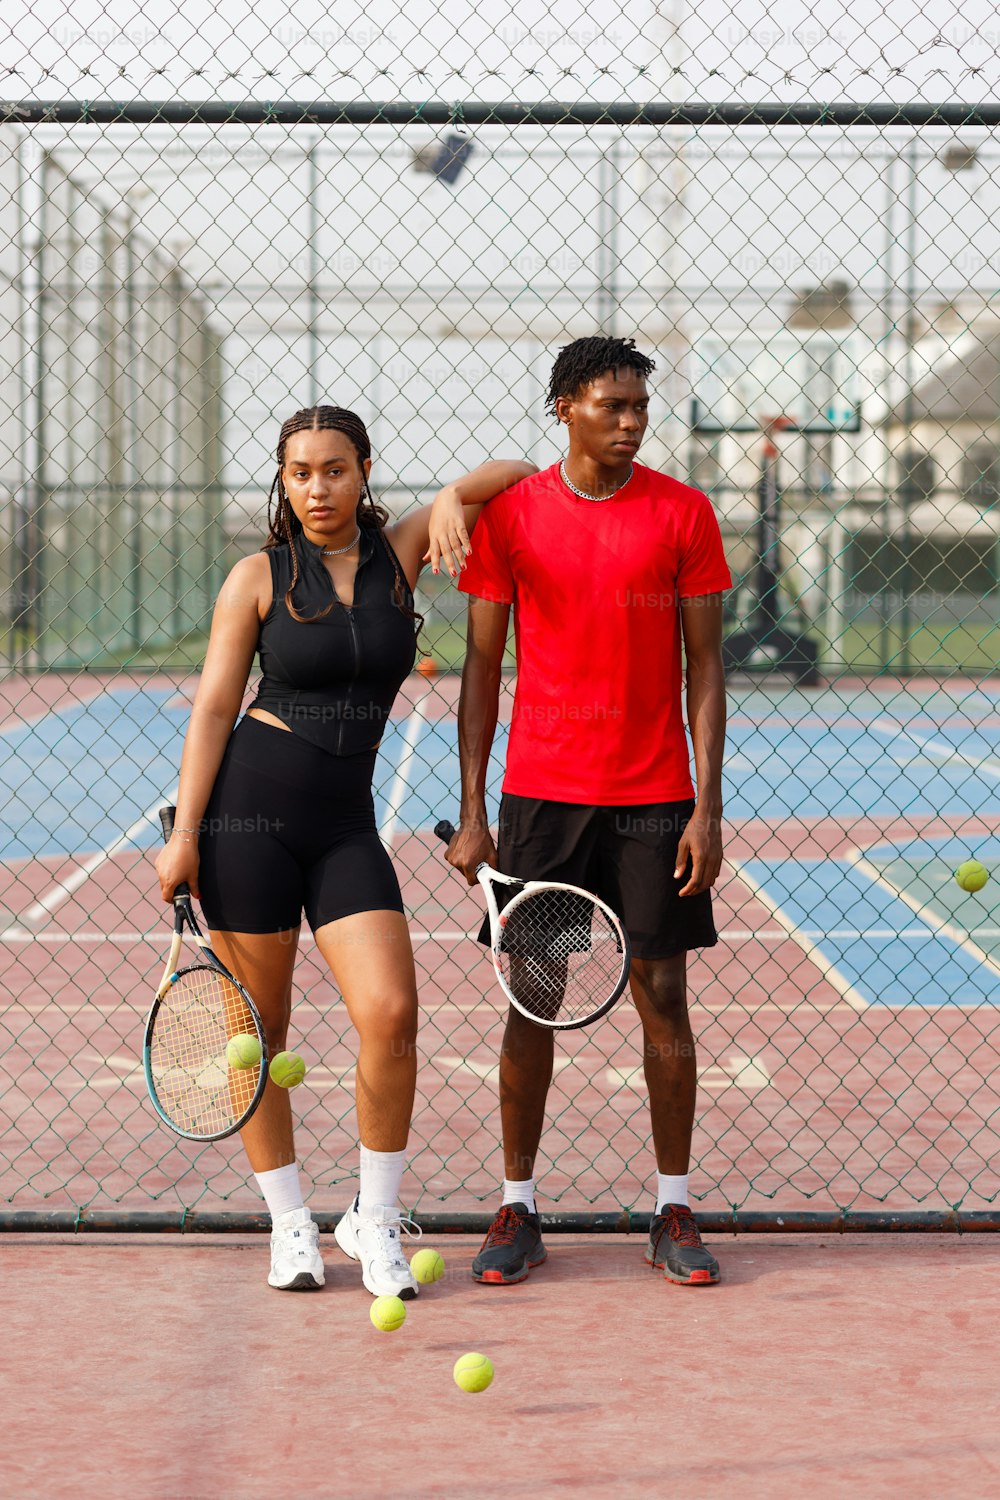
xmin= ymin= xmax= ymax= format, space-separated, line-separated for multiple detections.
xmin=16 ymin=137 xmax=47 ymax=669
xmin=595 ymin=137 xmax=620 ymax=336
xmin=123 ymin=182 xmax=152 ymax=650
xmin=890 ymin=139 xmax=981 ymax=674
xmin=307 ymin=133 xmax=320 ymax=405
xmin=898 ymin=136 xmax=919 ymax=675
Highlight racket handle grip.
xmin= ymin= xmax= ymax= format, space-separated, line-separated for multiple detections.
xmin=434 ymin=820 xmax=456 ymax=844
xmin=158 ymin=805 xmax=191 ymax=901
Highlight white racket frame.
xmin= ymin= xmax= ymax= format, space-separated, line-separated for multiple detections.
xmin=475 ymin=862 xmax=632 ymax=1031
xmin=144 ymin=806 xmax=269 ymax=1141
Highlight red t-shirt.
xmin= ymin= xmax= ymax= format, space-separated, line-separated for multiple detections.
xmin=458 ymin=461 xmax=732 ymax=805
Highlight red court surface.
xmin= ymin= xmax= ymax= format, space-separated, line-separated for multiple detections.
xmin=3 ymin=1231 xmax=998 ymax=1499
xmin=2 ymin=823 xmax=997 ymax=1219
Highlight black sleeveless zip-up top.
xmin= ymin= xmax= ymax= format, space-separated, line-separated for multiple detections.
xmin=250 ymin=527 xmax=417 ymax=757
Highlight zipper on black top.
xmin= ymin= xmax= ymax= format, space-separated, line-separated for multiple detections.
xmin=332 ymin=535 xmax=370 ymax=753
xmin=337 ymin=605 xmax=361 ymax=754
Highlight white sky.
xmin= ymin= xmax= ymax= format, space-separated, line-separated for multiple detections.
xmin=5 ymin=0 xmax=999 ymax=496
xmin=3 ymin=0 xmax=1000 ymax=104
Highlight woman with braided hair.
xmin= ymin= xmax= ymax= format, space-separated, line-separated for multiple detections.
xmin=155 ymin=404 xmax=534 ymax=1295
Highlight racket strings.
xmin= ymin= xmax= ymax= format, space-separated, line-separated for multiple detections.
xmin=496 ymin=889 xmax=626 ymax=1024
xmin=150 ymin=967 xmax=261 ymax=1135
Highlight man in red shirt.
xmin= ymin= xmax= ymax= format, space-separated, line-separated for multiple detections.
xmin=446 ymin=335 xmax=732 ymax=1286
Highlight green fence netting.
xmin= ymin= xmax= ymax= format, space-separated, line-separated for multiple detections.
xmin=0 ymin=2 xmax=998 ymax=1228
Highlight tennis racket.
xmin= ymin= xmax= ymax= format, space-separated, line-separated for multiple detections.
xmin=435 ymin=820 xmax=631 ymax=1030
xmin=143 ymin=805 xmax=268 ymax=1141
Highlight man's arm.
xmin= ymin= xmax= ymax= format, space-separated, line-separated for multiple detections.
xmin=448 ymin=596 xmax=511 ymax=883
xmin=676 ymin=593 xmax=727 ymax=897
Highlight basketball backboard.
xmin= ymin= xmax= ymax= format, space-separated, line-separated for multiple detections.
xmin=690 ymin=331 xmax=861 ymax=433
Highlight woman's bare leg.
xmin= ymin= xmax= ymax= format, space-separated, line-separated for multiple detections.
xmin=313 ymin=909 xmax=418 ymax=1150
xmin=207 ymin=927 xmax=300 ymax=1171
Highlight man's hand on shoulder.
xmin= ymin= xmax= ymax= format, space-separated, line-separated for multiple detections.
xmin=675 ymin=802 xmax=723 ymax=898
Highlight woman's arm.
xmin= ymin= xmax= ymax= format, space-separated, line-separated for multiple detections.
xmin=153 ymin=553 xmax=268 ymax=901
xmin=386 ymin=459 xmax=537 ymax=587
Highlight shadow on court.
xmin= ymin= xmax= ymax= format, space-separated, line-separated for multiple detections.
xmin=1 ymin=1232 xmax=997 ymax=1498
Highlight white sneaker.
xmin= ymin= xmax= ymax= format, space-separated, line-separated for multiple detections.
xmin=268 ymin=1207 xmax=325 ymax=1291
xmin=334 ymin=1194 xmax=420 ymax=1299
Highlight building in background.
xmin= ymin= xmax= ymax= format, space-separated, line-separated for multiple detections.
xmin=5 ymin=70 xmax=998 ymax=674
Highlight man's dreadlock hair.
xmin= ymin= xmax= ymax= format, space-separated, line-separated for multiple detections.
xmin=264 ymin=404 xmax=422 ymax=635
xmin=545 ymin=336 xmax=655 ymax=416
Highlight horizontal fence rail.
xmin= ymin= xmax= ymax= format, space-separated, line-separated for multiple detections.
xmin=5 ymin=101 xmax=1000 ymax=127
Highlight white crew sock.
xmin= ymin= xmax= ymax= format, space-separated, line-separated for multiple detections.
xmin=656 ymin=1173 xmax=690 ymax=1212
xmin=255 ymin=1163 xmax=306 ymax=1223
xmin=502 ymin=1177 xmax=536 ymax=1213
xmin=359 ymin=1146 xmax=408 ymax=1216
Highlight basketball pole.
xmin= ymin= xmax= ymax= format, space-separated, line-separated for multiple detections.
xmin=756 ymin=416 xmax=791 ymax=629
xmin=721 ymin=415 xmax=821 ymax=688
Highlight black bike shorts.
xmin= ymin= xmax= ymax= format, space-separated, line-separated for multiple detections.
xmin=481 ymin=793 xmax=718 ymax=961
xmin=197 ymin=715 xmax=404 ymax=934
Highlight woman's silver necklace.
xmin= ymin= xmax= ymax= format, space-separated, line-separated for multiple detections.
xmin=559 ymin=460 xmax=634 ymax=502
xmin=320 ymin=527 xmax=361 ymax=557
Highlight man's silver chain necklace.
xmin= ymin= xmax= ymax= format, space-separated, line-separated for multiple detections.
xmin=559 ymin=460 xmax=634 ymax=502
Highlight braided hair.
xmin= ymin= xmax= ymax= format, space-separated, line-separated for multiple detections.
xmin=264 ymin=404 xmax=422 ymax=634
xmin=545 ymin=336 xmax=656 ymax=416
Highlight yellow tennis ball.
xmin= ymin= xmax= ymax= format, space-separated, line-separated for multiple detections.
xmin=370 ymin=1295 xmax=407 ymax=1332
xmin=453 ymin=1352 xmax=494 ymax=1393
xmin=269 ymin=1051 xmax=306 ymax=1089
xmin=226 ymin=1034 xmax=262 ymax=1070
xmin=410 ymin=1248 xmax=445 ymax=1285
xmin=955 ymin=860 xmax=989 ymax=893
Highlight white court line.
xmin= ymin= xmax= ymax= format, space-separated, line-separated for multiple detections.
xmin=435 ymin=1054 xmax=575 ymax=1086
xmin=0 ymin=927 xmax=477 ymax=944
xmin=80 ymin=1053 xmax=587 ymax=1093
xmin=3 ymin=999 xmax=862 ymax=1016
xmin=378 ymin=696 xmax=430 ymax=849
xmin=798 ymin=927 xmax=1000 ymax=940
xmin=724 ymin=854 xmax=870 ymax=1010
xmin=89 ymin=1060 xmax=362 ymax=1095
xmin=0 ymin=682 xmax=107 ymax=738
xmin=845 ymin=848 xmax=1000 ymax=984
xmin=9 ymin=1000 xmax=497 ymax=1016
xmin=5 ymin=925 xmax=999 ymax=946
xmin=871 ymin=717 xmax=1000 ymax=781
xmin=607 ymin=1053 xmax=772 ymax=1092
xmin=12 ymin=787 xmax=178 ymax=931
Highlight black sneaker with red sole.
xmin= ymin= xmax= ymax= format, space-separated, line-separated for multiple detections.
xmin=645 ymin=1203 xmax=720 ymax=1285
xmin=472 ymin=1202 xmax=547 ymax=1284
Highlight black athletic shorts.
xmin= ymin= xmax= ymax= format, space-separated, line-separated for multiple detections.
xmin=197 ymin=715 xmax=404 ymax=934
xmin=479 ymin=793 xmax=718 ymax=961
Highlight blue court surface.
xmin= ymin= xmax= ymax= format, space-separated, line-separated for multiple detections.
xmin=739 ymin=841 xmax=1000 ymax=1008
xmin=2 ymin=681 xmax=998 ymax=1007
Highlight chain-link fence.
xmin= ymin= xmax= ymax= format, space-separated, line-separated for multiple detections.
xmin=1 ymin=3 xmax=999 ymax=1228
